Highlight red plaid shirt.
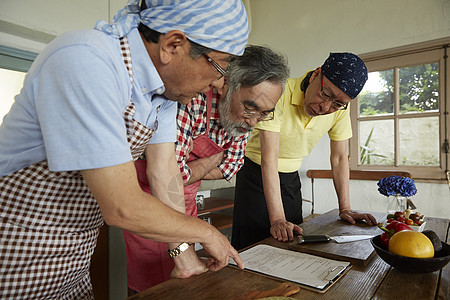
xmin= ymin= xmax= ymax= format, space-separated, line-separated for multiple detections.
xmin=175 ymin=89 xmax=250 ymax=183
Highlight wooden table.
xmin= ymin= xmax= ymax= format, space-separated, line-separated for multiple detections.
xmin=128 ymin=209 xmax=450 ymax=300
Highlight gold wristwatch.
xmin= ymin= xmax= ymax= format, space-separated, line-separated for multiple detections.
xmin=168 ymin=242 xmax=192 ymax=258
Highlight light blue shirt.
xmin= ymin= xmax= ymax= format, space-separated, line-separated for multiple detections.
xmin=0 ymin=28 xmax=176 ymax=177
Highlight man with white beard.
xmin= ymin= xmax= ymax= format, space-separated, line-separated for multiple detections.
xmin=124 ymin=45 xmax=290 ymax=293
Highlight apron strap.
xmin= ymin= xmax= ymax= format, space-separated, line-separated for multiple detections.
xmin=119 ymin=36 xmax=133 ymax=97
xmin=204 ymin=87 xmax=214 ymax=133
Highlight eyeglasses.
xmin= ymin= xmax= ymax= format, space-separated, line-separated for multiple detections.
xmin=320 ymin=72 xmax=349 ymax=110
xmin=239 ymin=101 xmax=274 ymax=121
xmin=204 ymin=54 xmax=227 ymax=80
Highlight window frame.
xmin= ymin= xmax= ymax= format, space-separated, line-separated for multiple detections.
xmin=350 ymin=38 xmax=450 ymax=182
xmin=0 ymin=45 xmax=37 ymax=72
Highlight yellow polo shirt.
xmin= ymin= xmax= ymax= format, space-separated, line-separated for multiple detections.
xmin=245 ymin=72 xmax=352 ymax=173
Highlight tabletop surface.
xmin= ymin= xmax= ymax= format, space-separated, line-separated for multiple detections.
xmin=128 ymin=209 xmax=450 ymax=300
xmin=287 ymin=210 xmax=386 ymax=266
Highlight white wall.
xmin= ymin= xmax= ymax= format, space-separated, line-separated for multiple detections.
xmin=0 ymin=0 xmax=124 ymax=52
xmin=248 ymin=0 xmax=450 ymax=75
xmin=247 ymin=0 xmax=450 ymax=219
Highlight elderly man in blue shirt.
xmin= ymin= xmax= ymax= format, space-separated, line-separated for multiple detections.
xmin=0 ymin=1 xmax=248 ymax=298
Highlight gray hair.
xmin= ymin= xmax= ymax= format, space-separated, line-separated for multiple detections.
xmin=226 ymin=45 xmax=290 ymax=95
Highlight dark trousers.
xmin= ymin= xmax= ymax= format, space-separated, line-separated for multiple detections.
xmin=231 ymin=157 xmax=303 ymax=250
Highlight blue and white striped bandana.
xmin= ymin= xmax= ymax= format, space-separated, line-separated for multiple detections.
xmin=321 ymin=52 xmax=368 ymax=99
xmin=95 ymin=0 xmax=249 ymax=56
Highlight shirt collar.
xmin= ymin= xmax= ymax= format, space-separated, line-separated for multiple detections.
xmin=127 ymin=28 xmax=165 ymax=96
xmin=291 ymin=71 xmax=311 ymax=107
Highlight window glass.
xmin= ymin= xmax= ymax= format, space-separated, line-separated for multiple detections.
xmin=399 ymin=116 xmax=440 ymax=166
xmin=399 ymin=63 xmax=439 ymax=114
xmin=0 ymin=68 xmax=26 ymax=125
xmin=359 ymin=119 xmax=394 ymax=165
xmin=359 ymin=70 xmax=394 ymax=117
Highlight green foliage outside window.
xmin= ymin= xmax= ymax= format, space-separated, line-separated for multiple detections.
xmin=359 ymin=63 xmax=439 ymax=116
xmin=360 ymin=127 xmax=387 ymax=164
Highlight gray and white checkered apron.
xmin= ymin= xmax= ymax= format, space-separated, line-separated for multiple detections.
xmin=0 ymin=36 xmax=157 ymax=299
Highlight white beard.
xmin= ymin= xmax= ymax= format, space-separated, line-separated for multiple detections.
xmin=218 ymin=91 xmax=253 ymax=137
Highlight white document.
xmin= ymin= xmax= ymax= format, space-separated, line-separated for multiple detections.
xmin=230 ymin=244 xmax=350 ymax=290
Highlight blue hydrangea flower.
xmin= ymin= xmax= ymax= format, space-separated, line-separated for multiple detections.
xmin=377 ymin=175 xmax=417 ymax=197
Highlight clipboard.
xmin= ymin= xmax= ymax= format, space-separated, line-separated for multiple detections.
xmin=308 ymin=263 xmax=352 ymax=293
xmin=229 ymin=244 xmax=352 ymax=293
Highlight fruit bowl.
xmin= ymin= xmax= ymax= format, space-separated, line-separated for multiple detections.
xmin=386 ymin=211 xmax=426 ymax=232
xmin=410 ymin=221 xmax=426 ymax=232
xmin=371 ymin=235 xmax=450 ymax=273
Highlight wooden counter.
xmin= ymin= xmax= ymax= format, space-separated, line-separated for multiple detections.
xmin=128 ymin=209 xmax=450 ymax=300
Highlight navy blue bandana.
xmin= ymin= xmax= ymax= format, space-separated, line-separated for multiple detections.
xmin=321 ymin=52 xmax=368 ymax=99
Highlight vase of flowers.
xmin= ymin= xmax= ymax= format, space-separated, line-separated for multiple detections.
xmin=386 ymin=195 xmax=407 ymax=214
xmin=377 ymin=175 xmax=417 ymax=214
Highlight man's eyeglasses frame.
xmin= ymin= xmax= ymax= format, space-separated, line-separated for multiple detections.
xmin=239 ymin=101 xmax=274 ymax=121
xmin=204 ymin=54 xmax=227 ymax=80
xmin=319 ymin=72 xmax=349 ymax=111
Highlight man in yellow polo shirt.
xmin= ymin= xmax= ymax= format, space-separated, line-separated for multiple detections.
xmin=232 ymin=52 xmax=378 ymax=250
